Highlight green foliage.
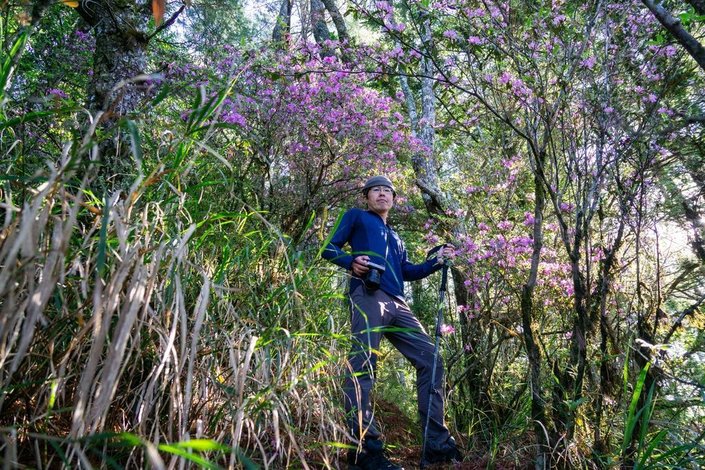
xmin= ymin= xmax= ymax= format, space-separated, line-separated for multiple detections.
xmin=0 ymin=30 xmax=27 ymax=112
xmin=0 ymin=72 xmax=353 ymax=467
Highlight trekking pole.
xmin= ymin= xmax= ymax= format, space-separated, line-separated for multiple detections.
xmin=420 ymin=257 xmax=449 ymax=468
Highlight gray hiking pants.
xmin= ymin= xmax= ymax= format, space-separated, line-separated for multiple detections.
xmin=344 ymin=286 xmax=452 ymax=448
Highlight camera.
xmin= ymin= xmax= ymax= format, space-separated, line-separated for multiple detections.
xmin=363 ymin=261 xmax=386 ymax=291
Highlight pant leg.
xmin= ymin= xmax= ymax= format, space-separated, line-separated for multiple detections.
xmin=344 ymin=286 xmax=390 ymax=441
xmin=384 ymin=296 xmax=452 ymax=449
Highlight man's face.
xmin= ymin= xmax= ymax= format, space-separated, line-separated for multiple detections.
xmin=366 ymin=186 xmax=394 ymax=213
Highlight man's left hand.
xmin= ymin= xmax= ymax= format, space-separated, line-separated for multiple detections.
xmin=428 ymin=244 xmax=455 ymax=266
xmin=437 ymin=244 xmax=455 ymax=265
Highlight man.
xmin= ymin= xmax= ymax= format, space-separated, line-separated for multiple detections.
xmin=322 ymin=176 xmax=462 ymax=469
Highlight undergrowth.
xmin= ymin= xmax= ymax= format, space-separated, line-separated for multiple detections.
xmin=0 ymin=103 xmax=353 ymax=468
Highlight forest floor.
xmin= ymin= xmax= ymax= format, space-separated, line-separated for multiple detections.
xmin=374 ymin=400 xmax=527 ymax=470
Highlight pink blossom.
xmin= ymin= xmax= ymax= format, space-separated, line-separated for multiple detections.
xmin=465 ymin=185 xmax=480 ymax=194
xmin=443 ymin=29 xmax=460 ymax=40
xmin=511 ymin=236 xmax=533 ymax=248
xmin=580 ymin=56 xmax=596 ymax=69
xmin=75 ymin=30 xmax=91 ymax=42
xmin=392 ymin=22 xmax=406 ymax=32
xmin=426 ymin=234 xmax=440 ymax=244
xmin=222 ymin=111 xmax=247 ymax=127
xmin=497 ymin=220 xmax=514 ymax=231
xmin=559 ymin=202 xmax=574 ymax=213
xmin=465 ymin=7 xmax=485 ymax=18
xmin=375 ymin=1 xmax=393 ymax=13
xmin=561 ymin=280 xmax=575 ymax=296
xmin=440 ymin=324 xmax=456 ymax=335
xmin=644 ymin=93 xmax=658 ymax=103
xmin=552 ymin=14 xmax=567 ymax=26
xmin=48 ymin=88 xmax=68 ymax=99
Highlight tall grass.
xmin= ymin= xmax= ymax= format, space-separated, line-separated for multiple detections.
xmin=619 ymin=360 xmax=703 ymax=469
xmin=0 ymin=109 xmax=350 ymax=468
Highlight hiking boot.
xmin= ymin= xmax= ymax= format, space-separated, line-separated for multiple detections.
xmin=421 ymin=439 xmax=463 ymax=465
xmin=347 ymin=448 xmax=404 ymax=470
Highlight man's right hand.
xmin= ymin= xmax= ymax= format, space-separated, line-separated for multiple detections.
xmin=351 ymin=255 xmax=371 ymax=277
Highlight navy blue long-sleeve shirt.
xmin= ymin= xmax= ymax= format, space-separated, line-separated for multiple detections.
xmin=322 ymin=208 xmax=441 ymax=299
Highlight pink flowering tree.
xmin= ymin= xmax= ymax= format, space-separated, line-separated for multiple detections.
xmin=358 ymin=0 xmax=705 ymax=465
xmin=173 ymin=46 xmax=419 ymax=243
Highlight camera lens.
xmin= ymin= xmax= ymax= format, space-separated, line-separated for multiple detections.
xmin=364 ymin=268 xmax=381 ymax=290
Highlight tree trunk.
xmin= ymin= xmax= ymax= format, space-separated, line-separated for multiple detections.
xmin=522 ymin=153 xmax=550 ymax=470
xmin=320 ymin=0 xmax=352 ymax=61
xmin=320 ymin=0 xmax=350 ymax=44
xmin=396 ymin=6 xmax=489 ymax=431
xmin=78 ymin=1 xmax=152 ymax=117
xmin=593 ymin=213 xmax=626 ymax=456
xmin=310 ymin=0 xmax=335 ymax=57
xmin=682 ymin=199 xmax=705 ymax=264
xmin=74 ymin=1 xmax=154 ymax=189
xmin=272 ymin=0 xmax=292 ymax=45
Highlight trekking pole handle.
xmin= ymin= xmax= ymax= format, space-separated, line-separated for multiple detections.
xmin=440 ymin=262 xmax=449 ymax=293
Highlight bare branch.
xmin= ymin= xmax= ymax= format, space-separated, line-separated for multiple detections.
xmin=147 ymin=5 xmax=186 ymax=41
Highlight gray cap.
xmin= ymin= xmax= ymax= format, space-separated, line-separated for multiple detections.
xmin=362 ymin=175 xmax=396 ymax=196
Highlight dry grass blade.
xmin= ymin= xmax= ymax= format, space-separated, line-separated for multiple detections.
xmin=182 ymin=273 xmax=210 ymax=437
xmin=87 ymin=261 xmax=149 ymax=432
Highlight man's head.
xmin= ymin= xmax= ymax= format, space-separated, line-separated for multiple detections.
xmin=362 ymin=175 xmax=396 ymax=198
xmin=362 ymin=175 xmax=395 ymax=218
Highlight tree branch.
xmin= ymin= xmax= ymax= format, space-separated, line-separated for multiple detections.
xmin=147 ymin=5 xmax=186 ymax=42
xmin=663 ymin=293 xmax=705 ymax=344
xmin=641 ymin=0 xmax=705 ymax=73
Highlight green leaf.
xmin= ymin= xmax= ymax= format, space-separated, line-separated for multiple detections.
xmin=0 ymin=107 xmax=79 ymax=130
xmin=125 ymin=119 xmax=143 ymax=166
xmin=157 ymin=444 xmax=220 ymax=469
xmin=171 ymin=439 xmax=229 ymax=452
xmin=0 ymin=30 xmax=28 ymax=103
xmin=637 ymin=429 xmax=666 ymax=468
xmin=621 ymin=362 xmax=652 ymax=453
xmin=113 ymin=432 xmax=144 ymax=446
xmin=151 ymin=83 xmax=171 ymax=106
